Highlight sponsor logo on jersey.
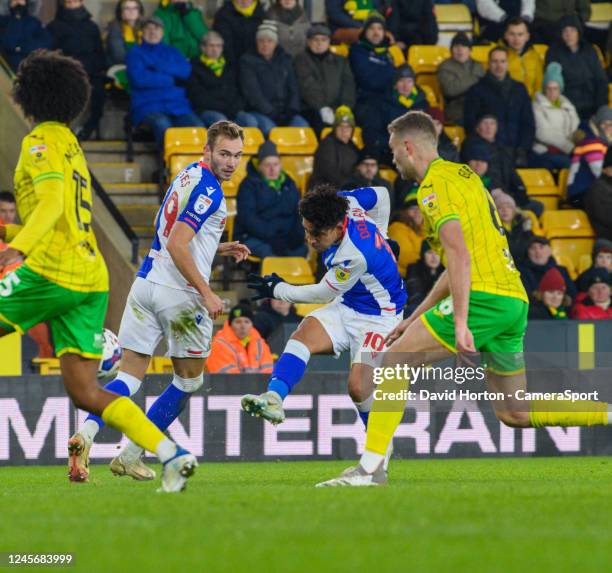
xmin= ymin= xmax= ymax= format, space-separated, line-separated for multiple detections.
xmin=194 ymin=194 xmax=213 ymax=215
xmin=335 ymin=265 xmax=351 ymax=283
xmin=29 ymin=144 xmax=47 ymax=155
xmin=422 ymin=193 xmax=437 ymax=207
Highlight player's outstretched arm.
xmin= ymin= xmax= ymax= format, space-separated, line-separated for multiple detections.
xmin=217 ymin=241 xmax=251 ymax=262
xmin=167 ymin=221 xmax=224 ymax=319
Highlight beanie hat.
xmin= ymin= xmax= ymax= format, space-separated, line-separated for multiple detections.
xmin=394 ymin=64 xmax=416 ymax=83
xmin=257 ymin=140 xmax=279 ymax=162
xmin=228 ymin=304 xmax=254 ymax=324
xmin=493 ymin=191 xmax=516 ymax=210
xmin=144 ymin=16 xmax=164 ymax=28
xmin=420 ymin=240 xmax=433 ymax=258
xmin=256 ymin=20 xmax=278 ymax=42
xmin=593 ymin=105 xmax=612 ymax=127
xmin=593 ymin=238 xmax=612 ymax=257
xmin=363 ymin=10 xmax=386 ymax=31
xmin=451 ymin=32 xmax=471 ymax=49
xmin=542 ymin=62 xmax=564 ymax=93
xmin=357 ymin=147 xmax=379 ymax=164
xmin=539 ymin=267 xmax=566 ymax=293
xmin=333 ymin=105 xmax=355 ymax=127
xmin=587 ymin=269 xmax=611 ymax=288
xmin=558 ymin=14 xmax=582 ymax=35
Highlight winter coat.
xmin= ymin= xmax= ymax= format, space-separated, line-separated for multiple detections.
xmin=234 ymin=159 xmax=304 ymax=250
xmin=545 ymin=39 xmax=609 ymax=120
xmin=239 ymin=46 xmax=300 ymax=122
xmin=584 ymin=174 xmax=612 ymax=241
xmin=464 ymin=72 xmax=535 ymax=152
xmin=126 ymin=42 xmax=193 ymax=125
xmin=325 ymin=0 xmax=388 ymax=31
xmin=342 ymin=172 xmax=392 ymax=197
xmin=106 ymin=19 xmax=143 ymax=66
xmin=47 ymin=6 xmax=106 ymax=76
xmin=187 ymin=56 xmax=244 ymax=118
xmin=534 ymin=0 xmax=591 ymax=24
xmin=386 ymin=0 xmax=438 ymax=47
xmin=213 ymin=0 xmax=265 ymax=65
xmin=349 ymin=39 xmax=395 ymax=103
xmin=567 ymin=123 xmax=609 ymax=203
xmin=437 ymin=57 xmax=485 ymax=125
xmin=503 ymin=212 xmax=534 ymax=264
xmin=438 ymin=131 xmax=460 ymax=163
xmin=265 ymin=3 xmax=310 ymax=58
xmin=0 ymin=0 xmax=51 ymax=71
xmin=387 ymin=221 xmax=425 ymax=277
xmin=207 ymin=321 xmax=273 ymax=374
xmin=253 ymin=302 xmax=300 ymax=340
xmin=310 ymin=133 xmax=360 ymax=188
xmin=502 ymin=41 xmax=543 ymax=99
xmin=405 ymin=259 xmax=444 ymax=316
xmin=294 ymin=48 xmax=356 ymax=113
xmin=571 ymin=295 xmax=612 ymax=320
xmin=153 ymin=1 xmax=207 ymax=59
xmin=518 ymin=257 xmax=577 ymax=300
xmin=532 ymin=92 xmax=580 ymax=155
xmin=528 ymin=300 xmax=569 ymax=320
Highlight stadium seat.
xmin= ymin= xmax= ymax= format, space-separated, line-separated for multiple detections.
xmin=329 ymin=44 xmax=349 ymax=57
xmin=294 ymin=303 xmax=326 ymax=316
xmin=164 ymin=127 xmax=206 ymax=164
xmin=530 ymin=195 xmax=559 ymax=211
xmin=443 ymin=125 xmax=465 ymax=149
xmin=241 ymin=127 xmax=265 ymax=155
xmin=379 ymin=168 xmax=398 ymax=184
xmin=555 ymin=254 xmax=577 ymax=280
xmin=170 ymin=154 xmax=200 ymax=179
xmin=578 ymin=253 xmax=592 ymax=275
xmin=517 ymin=168 xmax=559 ymax=196
xmin=261 ymin=257 xmax=315 ymax=284
xmin=389 ymin=44 xmax=406 ymax=67
xmin=471 ymin=45 xmax=493 ymax=69
xmin=588 ymin=2 xmax=612 ymax=26
xmin=221 ymin=155 xmax=249 ymax=197
xmin=557 ymin=168 xmax=569 ymax=200
xmin=541 ymin=209 xmax=595 ymax=239
xmin=225 ymin=197 xmax=237 ymax=241
xmin=532 ymin=44 xmax=548 ymax=60
xmin=408 ymin=45 xmax=450 ymax=74
xmin=435 ymin=4 xmax=473 ymax=47
xmin=417 ymin=74 xmax=444 ymax=109
xmin=593 ymin=43 xmax=607 ymax=67
xmin=320 ymin=127 xmax=364 ymax=148
xmin=420 ymin=84 xmax=440 ymax=108
xmin=269 ymin=127 xmax=318 ymax=155
xmin=281 ymin=155 xmax=314 ymax=194
xmin=550 ymin=238 xmax=594 ymax=271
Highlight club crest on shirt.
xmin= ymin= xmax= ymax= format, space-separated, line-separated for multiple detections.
xmin=335 ymin=265 xmax=351 ymax=282
xmin=194 ymin=194 xmax=213 ymax=215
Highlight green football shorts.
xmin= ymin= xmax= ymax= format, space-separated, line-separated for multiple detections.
xmin=0 ymin=265 xmax=108 ymax=359
xmin=421 ymin=290 xmax=528 ymax=375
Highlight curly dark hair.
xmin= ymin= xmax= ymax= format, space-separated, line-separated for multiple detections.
xmin=12 ymin=50 xmax=90 ymax=125
xmin=299 ymin=184 xmax=349 ymax=235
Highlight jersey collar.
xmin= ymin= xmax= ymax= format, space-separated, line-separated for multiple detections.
xmin=421 ymin=156 xmax=442 ymax=182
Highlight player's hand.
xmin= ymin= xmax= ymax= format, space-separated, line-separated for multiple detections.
xmin=218 ymin=241 xmax=251 ymax=262
xmin=455 ymin=323 xmax=476 ymax=354
xmin=202 ymin=292 xmax=224 ymax=320
xmin=247 ymin=273 xmax=285 ymax=301
xmin=384 ymin=317 xmax=413 ymax=346
xmin=0 ymin=246 xmax=23 ymax=269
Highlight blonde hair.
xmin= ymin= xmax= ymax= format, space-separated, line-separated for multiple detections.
xmin=207 ymin=120 xmax=244 ymax=150
xmin=388 ymin=111 xmax=437 ymax=148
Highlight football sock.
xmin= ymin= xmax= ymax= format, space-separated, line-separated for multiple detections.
xmin=529 ymin=399 xmax=609 ymax=427
xmin=353 ymin=394 xmax=374 ymax=428
xmin=267 ymin=339 xmax=310 ymax=400
xmin=81 ymin=372 xmax=142 ymax=442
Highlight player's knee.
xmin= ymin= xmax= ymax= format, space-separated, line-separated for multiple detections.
xmin=172 ymin=373 xmax=204 ymax=393
xmin=70 ymin=386 xmax=101 ymax=412
xmin=347 ymin=377 xmax=370 ymax=403
xmin=496 ymin=409 xmax=530 ymax=428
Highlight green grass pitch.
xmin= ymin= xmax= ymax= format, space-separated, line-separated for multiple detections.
xmin=1 ymin=457 xmax=610 ymax=573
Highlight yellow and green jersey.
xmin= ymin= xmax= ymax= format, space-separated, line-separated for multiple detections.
xmin=9 ymin=121 xmax=108 ymax=293
xmin=417 ymin=158 xmax=528 ymax=303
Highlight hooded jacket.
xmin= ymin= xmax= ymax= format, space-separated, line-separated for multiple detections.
xmin=534 ymin=0 xmax=591 ymax=24
xmin=310 ymin=132 xmax=360 ymax=188
xmin=502 ymin=39 xmax=543 ymax=99
xmin=207 ymin=321 xmax=273 ymax=373
xmin=213 ymin=0 xmax=265 ymax=64
xmin=153 ymin=1 xmax=208 ymax=60
xmin=437 ymin=57 xmax=485 ymax=125
xmin=532 ymin=92 xmax=580 ymax=155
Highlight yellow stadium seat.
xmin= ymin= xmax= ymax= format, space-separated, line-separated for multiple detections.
xmin=593 ymin=44 xmax=606 ymax=67
xmin=261 ymin=257 xmax=315 ymax=285
xmin=471 ymin=44 xmax=493 ymax=69
xmin=530 ymin=195 xmax=558 ymax=211
xmin=443 ymin=125 xmax=465 ymax=149
xmin=281 ymin=156 xmax=314 ymax=194
xmin=435 ymin=3 xmax=472 ymax=28
xmin=578 ymin=253 xmax=592 ymax=275
xmin=554 ymin=254 xmax=577 ymax=280
xmin=269 ymin=127 xmax=318 ymax=155
xmin=241 ymin=127 xmax=265 ymax=155
xmin=532 ymin=44 xmax=548 ymax=60
xmin=170 ymin=154 xmax=200 ymax=178
xmin=379 ymin=168 xmax=398 ymax=184
xmin=294 ymin=303 xmax=326 ymax=317
xmin=320 ymin=126 xmax=364 ymax=148
xmin=541 ymin=209 xmax=595 ymax=239
xmin=420 ymin=84 xmax=440 ymax=108
xmin=417 ymin=74 xmax=444 ymax=109
xmin=329 ymin=44 xmax=349 ymax=57
xmin=589 ymin=2 xmax=612 ymax=24
xmin=557 ymin=168 xmax=569 ymax=200
xmin=221 ymin=155 xmax=249 ymax=197
xmin=550 ymin=238 xmax=595 ymax=271
xmin=517 ymin=168 xmax=555 ymax=188
xmin=408 ymin=45 xmax=450 ymax=74
xmin=389 ymin=44 xmax=406 ymax=67
xmin=164 ymin=127 xmax=206 ymax=164
xmin=225 ymin=197 xmax=236 ymax=241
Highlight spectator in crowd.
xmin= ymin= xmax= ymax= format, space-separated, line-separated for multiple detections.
xmin=235 ymin=141 xmax=306 ymax=258
xmin=325 ymin=0 xmax=389 ymax=44
xmin=545 ymin=15 xmax=608 ymax=121
xmin=464 ymin=47 xmax=535 ymax=166
xmin=405 ymin=240 xmax=444 ymax=316
xmin=106 ymin=0 xmax=144 ymax=66
xmin=153 ymin=0 xmax=207 ymax=59
xmin=386 ymin=0 xmax=438 ymax=49
xmin=476 ymin=0 xmax=534 ymax=42
xmin=239 ymin=22 xmax=307 ymax=136
xmin=342 ymin=148 xmax=391 ymax=194
xmin=518 ymin=236 xmax=576 ymax=300
xmin=310 ymin=106 xmax=360 ymax=187
xmin=48 ymin=0 xmax=107 ymax=141
xmin=387 ymin=190 xmax=425 ymax=277
xmin=584 ymin=146 xmax=612 ymax=241
xmin=127 ymin=17 xmax=202 ymax=149
xmin=350 ymin=12 xmax=395 ymax=137
xmin=530 ymin=62 xmax=580 ymax=171
xmin=501 ymin=16 xmax=543 ymax=99
xmin=0 ymin=0 xmax=51 ymax=71
xmin=571 ymin=272 xmax=612 ymax=320
xmin=0 ymin=190 xmax=17 ymax=225
xmin=207 ymin=305 xmax=274 ymax=373
xmin=533 ymin=0 xmax=591 ymax=46
xmin=528 ymin=267 xmax=571 ymax=320
xmin=567 ymin=105 xmax=612 ymax=206
xmin=213 ymin=0 xmax=265 ymax=65
xmin=427 ymin=107 xmax=460 ymax=162
xmin=576 ymin=239 xmax=612 ymax=292
xmin=294 ymin=22 xmax=356 ymax=134
xmin=493 ymin=190 xmax=535 ymax=264
xmin=187 ymin=31 xmax=257 ymax=127
xmin=253 ymin=298 xmax=300 ymax=341
xmin=437 ymin=32 xmax=485 ymax=126
xmin=265 ymin=0 xmax=309 ymax=57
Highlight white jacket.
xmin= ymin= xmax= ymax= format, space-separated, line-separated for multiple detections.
xmin=476 ymin=0 xmax=535 ymax=22
xmin=532 ymin=92 xmax=580 ymax=155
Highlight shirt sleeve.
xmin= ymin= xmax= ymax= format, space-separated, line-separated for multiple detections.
xmin=419 ymin=179 xmax=461 ymax=241
xmin=273 ymin=253 xmax=367 ymax=304
xmin=177 ymin=183 xmax=222 ymax=233
xmin=339 ymin=187 xmax=391 ymax=235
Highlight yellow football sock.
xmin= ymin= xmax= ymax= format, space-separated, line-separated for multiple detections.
xmin=365 ymin=374 xmax=410 ymax=455
xmin=101 ymin=397 xmax=166 ymax=454
xmin=529 ymin=399 xmax=608 ymax=428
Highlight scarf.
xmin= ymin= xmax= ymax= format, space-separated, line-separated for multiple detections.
xmin=200 ymin=54 xmax=226 ymax=77
xmin=264 ymin=170 xmax=286 ymax=192
xmin=232 ymin=0 xmax=258 ymax=17
xmin=396 ymin=87 xmax=419 ymax=109
xmin=122 ymin=23 xmax=142 ymax=49
xmin=344 ymin=0 xmax=374 ymax=21
xmin=547 ymin=305 xmax=567 ymax=319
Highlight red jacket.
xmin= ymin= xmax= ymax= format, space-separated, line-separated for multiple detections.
xmin=571 ymin=293 xmax=612 ymax=320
